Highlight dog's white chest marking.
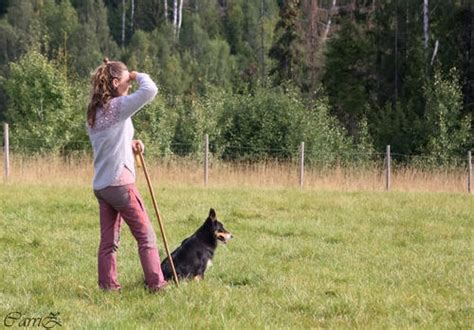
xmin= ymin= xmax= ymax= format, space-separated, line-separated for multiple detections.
xmin=206 ymin=259 xmax=213 ymax=270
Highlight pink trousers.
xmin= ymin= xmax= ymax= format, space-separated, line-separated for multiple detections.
xmin=94 ymin=183 xmax=166 ymax=291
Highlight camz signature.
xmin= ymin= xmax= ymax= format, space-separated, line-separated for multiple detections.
xmin=4 ymin=312 xmax=62 ymax=328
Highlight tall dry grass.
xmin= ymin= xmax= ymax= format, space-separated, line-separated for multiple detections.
xmin=1 ymin=152 xmax=470 ymax=193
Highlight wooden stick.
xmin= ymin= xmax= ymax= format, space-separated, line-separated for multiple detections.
xmin=299 ymin=142 xmax=305 ymax=188
xmin=204 ymin=134 xmax=209 ymax=186
xmin=468 ymin=150 xmax=472 ymax=194
xmin=3 ymin=123 xmax=9 ymax=180
xmin=136 ymin=148 xmax=179 ymax=287
xmin=386 ymin=145 xmax=391 ymax=191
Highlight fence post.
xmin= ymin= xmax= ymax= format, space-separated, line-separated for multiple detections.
xmin=3 ymin=123 xmax=9 ymax=180
xmin=204 ymin=134 xmax=209 ymax=186
xmin=299 ymin=142 xmax=304 ymax=188
xmin=468 ymin=150 xmax=472 ymax=194
xmin=385 ymin=145 xmax=391 ymax=191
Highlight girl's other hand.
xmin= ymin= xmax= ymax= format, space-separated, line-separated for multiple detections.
xmin=132 ymin=139 xmax=144 ymax=154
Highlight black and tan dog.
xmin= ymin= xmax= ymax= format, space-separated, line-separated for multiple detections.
xmin=161 ymin=209 xmax=233 ymax=281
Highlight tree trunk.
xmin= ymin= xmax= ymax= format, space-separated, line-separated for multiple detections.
xmin=164 ymin=0 xmax=168 ymax=23
xmin=259 ymin=0 xmax=266 ymax=82
xmin=130 ymin=0 xmax=134 ymax=33
xmin=394 ymin=0 xmax=399 ymax=103
xmin=178 ymin=0 xmax=183 ymax=35
xmin=173 ymin=0 xmax=178 ymax=35
xmin=122 ymin=0 xmax=126 ymax=48
xmin=307 ymin=0 xmax=318 ymax=90
xmin=431 ymin=39 xmax=439 ymax=65
xmin=423 ymin=0 xmax=429 ymax=49
xmin=322 ymin=0 xmax=336 ymax=42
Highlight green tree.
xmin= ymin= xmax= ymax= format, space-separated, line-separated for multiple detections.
xmin=0 ymin=0 xmax=10 ymax=17
xmin=202 ymin=38 xmax=235 ymax=89
xmin=41 ymin=0 xmax=79 ymax=59
xmin=188 ymin=0 xmax=222 ymax=39
xmin=0 ymin=17 xmax=20 ymax=68
xmin=126 ymin=29 xmax=156 ymax=74
xmin=131 ymin=0 xmax=162 ymax=32
xmin=424 ymin=68 xmax=472 ymax=164
xmin=323 ymin=19 xmax=375 ymax=136
xmin=133 ymin=95 xmax=178 ymax=158
xmin=4 ymin=50 xmax=84 ymax=153
xmin=217 ymin=85 xmax=353 ymax=164
xmin=73 ymin=0 xmax=119 ymax=58
xmin=371 ymin=101 xmax=425 ymax=156
xmin=2 ymin=0 xmax=45 ymax=64
xmin=171 ymin=96 xmax=210 ymax=157
xmin=268 ymin=0 xmax=303 ymax=87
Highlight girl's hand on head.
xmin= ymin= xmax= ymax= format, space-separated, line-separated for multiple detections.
xmin=132 ymin=139 xmax=145 ymax=154
xmin=129 ymin=71 xmax=138 ymax=81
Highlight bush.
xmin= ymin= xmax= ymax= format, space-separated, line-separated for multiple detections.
xmin=4 ymin=50 xmax=86 ymax=154
xmin=215 ymin=85 xmax=356 ymax=165
xmin=423 ymin=67 xmax=472 ymax=165
xmin=133 ymin=94 xmax=177 ymax=158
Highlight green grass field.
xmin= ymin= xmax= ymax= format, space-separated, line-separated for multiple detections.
xmin=0 ymin=182 xmax=472 ymax=328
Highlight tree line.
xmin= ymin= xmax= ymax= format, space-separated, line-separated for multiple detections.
xmin=0 ymin=0 xmax=472 ymax=165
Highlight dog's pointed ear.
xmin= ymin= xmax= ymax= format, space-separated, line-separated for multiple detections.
xmin=209 ymin=208 xmax=217 ymax=221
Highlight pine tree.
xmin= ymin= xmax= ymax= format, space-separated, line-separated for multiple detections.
xmin=323 ymin=19 xmax=375 ymax=136
xmin=269 ymin=0 xmax=303 ymax=86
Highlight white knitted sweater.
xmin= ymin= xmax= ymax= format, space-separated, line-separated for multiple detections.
xmin=87 ymin=73 xmax=158 ymax=190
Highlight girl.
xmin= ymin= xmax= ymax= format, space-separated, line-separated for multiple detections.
xmin=87 ymin=58 xmax=167 ymax=292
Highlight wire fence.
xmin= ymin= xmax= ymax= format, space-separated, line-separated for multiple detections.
xmin=3 ymin=137 xmax=468 ymax=162
xmin=2 ymin=123 xmax=473 ymax=193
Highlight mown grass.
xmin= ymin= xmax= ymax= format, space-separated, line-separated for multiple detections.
xmin=0 ymin=182 xmax=472 ymax=328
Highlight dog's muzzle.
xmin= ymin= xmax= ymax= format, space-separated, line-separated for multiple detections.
xmin=216 ymin=232 xmax=233 ymax=244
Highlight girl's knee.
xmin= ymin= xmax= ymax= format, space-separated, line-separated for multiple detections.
xmin=138 ymin=236 xmax=157 ymax=251
xmin=99 ymin=241 xmax=119 ymax=254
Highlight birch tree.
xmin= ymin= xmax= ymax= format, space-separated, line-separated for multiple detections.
xmin=321 ymin=0 xmax=336 ymax=42
xmin=173 ymin=0 xmax=178 ymax=34
xmin=423 ymin=0 xmax=429 ymax=49
xmin=178 ymin=0 xmax=183 ymax=34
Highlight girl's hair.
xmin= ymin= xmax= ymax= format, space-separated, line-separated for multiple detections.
xmin=87 ymin=58 xmax=128 ymax=127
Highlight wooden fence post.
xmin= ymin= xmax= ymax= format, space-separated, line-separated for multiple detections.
xmin=299 ymin=142 xmax=304 ymax=188
xmin=3 ymin=123 xmax=9 ymax=180
xmin=385 ymin=145 xmax=391 ymax=191
xmin=468 ymin=150 xmax=472 ymax=194
xmin=204 ymin=134 xmax=209 ymax=186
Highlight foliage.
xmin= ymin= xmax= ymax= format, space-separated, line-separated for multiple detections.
xmin=3 ymin=50 xmax=86 ymax=154
xmin=269 ymin=0 xmax=303 ymax=87
xmin=133 ymin=95 xmax=178 ymax=158
xmin=423 ymin=68 xmax=472 ymax=165
xmin=0 ymin=0 xmax=471 ymax=161
xmin=323 ymin=19 xmax=375 ymax=136
xmin=171 ymin=86 xmax=228 ymax=158
xmin=216 ymin=85 xmax=354 ymax=164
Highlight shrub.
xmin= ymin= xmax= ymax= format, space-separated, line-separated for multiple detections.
xmin=4 ymin=50 xmax=85 ymax=154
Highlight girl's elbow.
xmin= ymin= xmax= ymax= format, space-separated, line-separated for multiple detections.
xmin=148 ymin=85 xmax=158 ymax=99
xmin=151 ymin=85 xmax=158 ymax=97
xmin=144 ymin=86 xmax=158 ymax=102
